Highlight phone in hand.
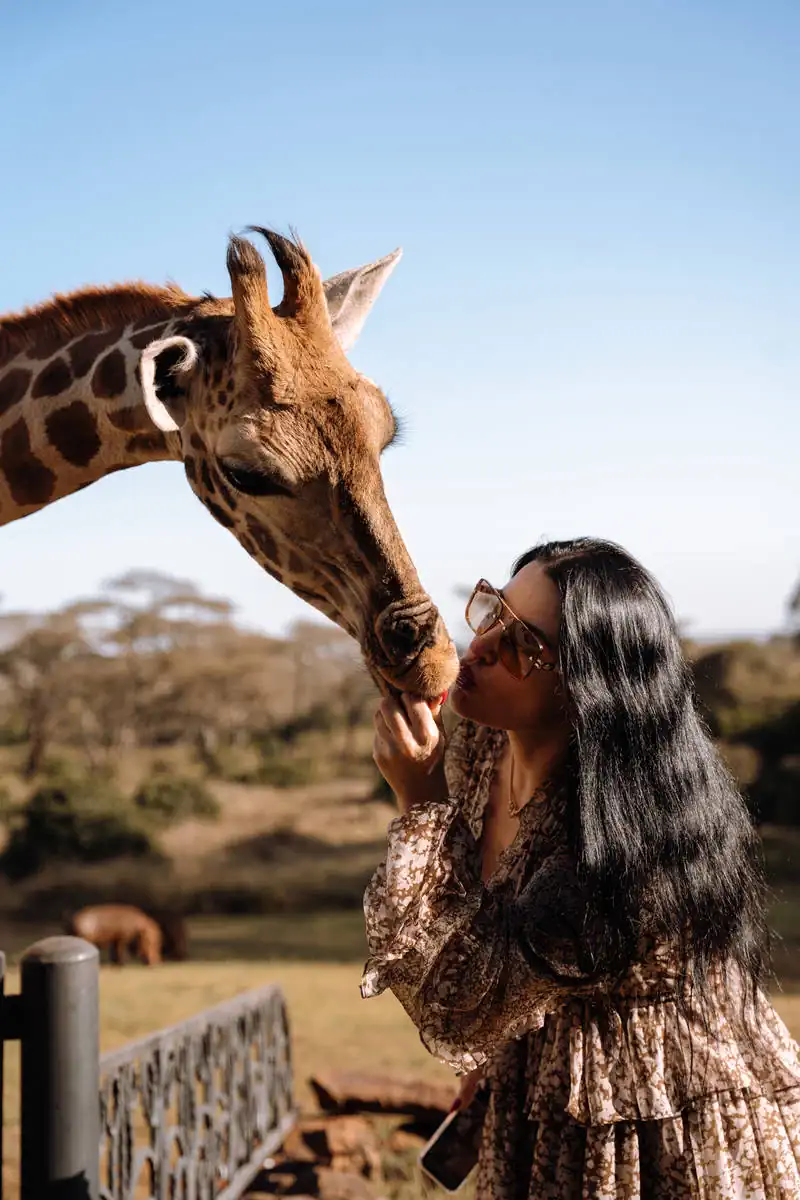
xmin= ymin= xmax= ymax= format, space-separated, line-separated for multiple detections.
xmin=417 ymin=1086 xmax=490 ymax=1192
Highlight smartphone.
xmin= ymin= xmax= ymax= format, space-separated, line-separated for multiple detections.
xmin=418 ymin=1087 xmax=490 ymax=1192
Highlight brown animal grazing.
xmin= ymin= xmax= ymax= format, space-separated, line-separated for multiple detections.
xmin=154 ymin=911 xmax=189 ymax=961
xmin=65 ymin=904 xmax=185 ymax=966
xmin=0 ymin=227 xmax=459 ymax=701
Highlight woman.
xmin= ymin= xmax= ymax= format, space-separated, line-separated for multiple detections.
xmin=363 ymin=538 xmax=800 ymax=1198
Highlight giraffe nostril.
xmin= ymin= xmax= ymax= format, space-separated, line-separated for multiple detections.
xmin=375 ymin=598 xmax=437 ymax=664
xmin=391 ymin=619 xmax=419 ymax=656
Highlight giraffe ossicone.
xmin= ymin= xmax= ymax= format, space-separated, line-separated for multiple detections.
xmin=0 ymin=228 xmax=458 ymax=699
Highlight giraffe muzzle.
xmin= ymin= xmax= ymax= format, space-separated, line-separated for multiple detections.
xmin=371 ymin=598 xmax=459 ymax=698
xmin=374 ymin=597 xmax=438 ymax=666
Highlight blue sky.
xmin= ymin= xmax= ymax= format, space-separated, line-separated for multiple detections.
xmin=1 ymin=0 xmax=798 ymax=643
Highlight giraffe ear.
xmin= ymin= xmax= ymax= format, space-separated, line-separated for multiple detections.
xmin=321 ymin=248 xmax=402 ymax=352
xmin=139 ymin=336 xmax=200 ymax=433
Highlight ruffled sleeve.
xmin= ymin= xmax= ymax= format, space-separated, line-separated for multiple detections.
xmin=360 ymin=795 xmax=610 ymax=1073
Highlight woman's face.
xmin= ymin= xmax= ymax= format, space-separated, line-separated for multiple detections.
xmin=449 ymin=561 xmax=566 ymax=734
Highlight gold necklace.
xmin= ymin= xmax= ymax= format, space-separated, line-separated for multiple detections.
xmin=507 ymin=753 xmax=524 ymax=818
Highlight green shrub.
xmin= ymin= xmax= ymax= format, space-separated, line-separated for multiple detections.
xmin=273 ymin=703 xmax=340 ymax=744
xmin=0 ymin=772 xmax=154 ymax=880
xmin=132 ymin=772 xmax=219 ymax=825
xmin=748 ymin=760 xmax=800 ymax=826
xmin=251 ymin=757 xmax=317 ymax=787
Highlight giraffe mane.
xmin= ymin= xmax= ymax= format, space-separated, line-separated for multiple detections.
xmin=0 ymin=282 xmax=201 ymax=362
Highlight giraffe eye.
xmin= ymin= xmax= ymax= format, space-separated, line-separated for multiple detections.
xmin=217 ymin=459 xmax=294 ymax=498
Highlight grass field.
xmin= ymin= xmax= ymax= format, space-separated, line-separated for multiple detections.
xmin=0 ymin=914 xmax=460 ymax=1197
xmin=0 ymin=912 xmax=798 ymax=1198
xmin=0 ymin=796 xmax=796 ymax=1196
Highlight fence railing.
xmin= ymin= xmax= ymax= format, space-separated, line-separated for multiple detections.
xmin=0 ymin=936 xmax=296 ymax=1200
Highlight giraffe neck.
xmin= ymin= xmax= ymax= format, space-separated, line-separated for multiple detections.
xmin=0 ymin=315 xmax=182 ymax=527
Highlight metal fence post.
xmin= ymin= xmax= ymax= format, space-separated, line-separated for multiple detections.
xmin=20 ymin=936 xmax=99 ymax=1200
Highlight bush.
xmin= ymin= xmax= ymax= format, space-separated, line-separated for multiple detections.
xmin=14 ymin=858 xmax=179 ymax=922
xmin=250 ymin=757 xmax=317 ymax=787
xmin=201 ymin=743 xmax=261 ymax=783
xmin=273 ymin=703 xmax=339 ymax=744
xmin=748 ymin=759 xmax=800 ymax=826
xmin=0 ymin=771 xmax=154 ymax=880
xmin=132 ymin=771 xmax=219 ymax=825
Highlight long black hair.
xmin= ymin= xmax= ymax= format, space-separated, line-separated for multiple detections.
xmin=513 ymin=538 xmax=770 ymax=1004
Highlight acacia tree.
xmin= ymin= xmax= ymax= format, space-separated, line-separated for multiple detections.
xmin=0 ymin=575 xmax=387 ymax=777
xmin=0 ymin=604 xmax=98 ymax=775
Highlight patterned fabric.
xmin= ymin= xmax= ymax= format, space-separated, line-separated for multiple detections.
xmin=361 ymin=718 xmax=800 ymax=1198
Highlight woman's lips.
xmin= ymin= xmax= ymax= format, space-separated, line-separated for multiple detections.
xmin=455 ymin=663 xmax=476 ymax=692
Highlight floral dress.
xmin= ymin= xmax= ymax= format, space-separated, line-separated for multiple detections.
xmin=361 ymin=718 xmax=800 ymax=1198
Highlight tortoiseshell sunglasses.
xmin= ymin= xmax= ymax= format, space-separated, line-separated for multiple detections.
xmin=465 ymin=579 xmax=557 ymax=681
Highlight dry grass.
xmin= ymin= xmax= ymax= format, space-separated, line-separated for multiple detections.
xmin=160 ymin=776 xmax=389 ymax=870
xmin=0 ymin=762 xmax=796 ymax=1195
xmin=0 ymin=954 xmax=455 ymax=1196
xmin=1 ymin=911 xmax=798 ymax=1197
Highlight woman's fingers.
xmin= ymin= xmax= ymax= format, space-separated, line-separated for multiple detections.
xmin=373 ymin=698 xmax=414 ymax=752
xmin=372 ymin=710 xmax=395 ymax=757
xmin=401 ymin=694 xmax=440 ymax=752
xmin=373 ymin=696 xmax=442 ymax=762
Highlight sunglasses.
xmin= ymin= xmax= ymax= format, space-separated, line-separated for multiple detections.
xmin=465 ymin=579 xmax=557 ymax=681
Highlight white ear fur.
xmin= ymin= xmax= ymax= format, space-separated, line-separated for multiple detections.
xmin=322 ymin=248 xmax=402 ymax=352
xmin=139 ymin=336 xmax=199 ymax=433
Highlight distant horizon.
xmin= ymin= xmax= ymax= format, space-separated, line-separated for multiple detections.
xmin=1 ymin=0 xmax=797 ymax=643
xmin=0 ymin=546 xmax=794 ymax=652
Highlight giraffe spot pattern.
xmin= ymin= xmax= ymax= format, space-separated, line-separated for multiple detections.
xmin=68 ymin=330 xmax=119 ymax=378
xmin=262 ymin=561 xmax=285 ymax=584
xmin=25 ymin=330 xmax=63 ymax=360
xmin=0 ymin=418 xmax=57 ymax=505
xmin=0 ymin=368 xmax=32 ymax=417
xmin=205 ymin=498 xmax=236 ymax=529
xmin=200 ymin=461 xmax=216 ymax=495
xmin=126 ymin=432 xmax=169 ymax=455
xmin=245 ymin=515 xmax=281 ymax=566
xmin=91 ymin=350 xmax=127 ymax=399
xmin=132 ymin=314 xmax=167 ymax=332
xmin=45 ymin=401 xmax=102 ymax=468
xmin=320 ymin=557 xmax=346 ymax=580
xmin=325 ymin=582 xmax=347 ymax=614
xmin=184 ymin=456 xmax=197 ymax=484
xmin=213 ymin=471 xmax=237 ymax=510
xmin=293 ymin=585 xmax=326 ymax=608
xmin=190 ymin=432 xmax=205 ymax=453
xmin=31 ymin=357 xmax=72 ymax=399
xmin=128 ymin=324 xmax=167 ymax=350
xmin=107 ymin=405 xmax=146 ymax=432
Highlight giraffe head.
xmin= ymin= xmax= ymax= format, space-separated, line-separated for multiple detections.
xmin=138 ymin=228 xmax=458 ymax=699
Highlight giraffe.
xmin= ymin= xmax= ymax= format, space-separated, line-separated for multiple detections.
xmin=0 ymin=227 xmax=458 ymax=699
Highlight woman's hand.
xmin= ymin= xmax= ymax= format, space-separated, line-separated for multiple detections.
xmin=372 ymin=694 xmax=447 ymax=814
xmin=450 ymin=1066 xmax=486 ymax=1113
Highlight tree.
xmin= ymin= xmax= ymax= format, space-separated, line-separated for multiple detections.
xmin=790 ymin=572 xmax=800 ymax=635
xmin=0 ymin=604 xmax=97 ymax=775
